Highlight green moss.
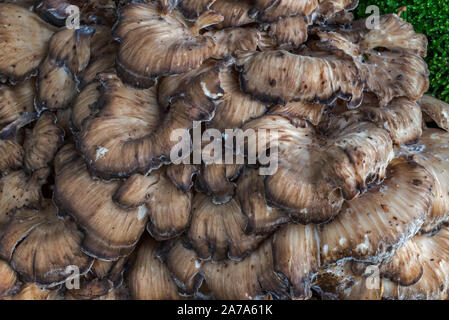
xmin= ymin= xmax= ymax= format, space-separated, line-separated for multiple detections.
xmin=356 ymin=0 xmax=449 ymax=103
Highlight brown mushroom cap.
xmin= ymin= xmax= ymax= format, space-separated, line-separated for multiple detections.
xmin=210 ymin=0 xmax=254 ymax=28
xmin=71 ymin=81 xmax=101 ymax=132
xmin=272 ymin=223 xmax=319 ymax=299
xmin=0 ymin=4 xmax=56 ymax=84
xmin=166 ymin=164 xmax=198 ymax=192
xmin=195 ymin=163 xmax=242 ymax=205
xmin=0 ymin=200 xmax=93 ymax=287
xmin=0 ymin=140 xmax=23 ymax=173
xmin=23 ymin=111 xmax=64 ymax=172
xmin=236 ymin=168 xmax=289 ymax=234
xmin=1 ymin=283 xmax=62 ymax=300
xmin=0 ymin=259 xmax=20 ymax=298
xmin=379 ymin=238 xmax=423 ymax=287
xmin=188 ymin=193 xmax=267 ymax=261
xmin=35 ymin=0 xmax=85 ymax=26
xmin=317 ymin=15 xmax=429 ymax=107
xmin=114 ymin=2 xmax=221 ymax=88
xmin=205 ymin=27 xmax=269 ymax=60
xmin=201 ymin=239 xmax=288 ymax=299
xmin=178 ymin=0 xmax=217 ymax=20
xmin=54 ymin=145 xmax=148 ymax=261
xmin=319 ymin=157 xmax=434 ymax=266
xmin=268 ymin=101 xmax=325 ymax=126
xmin=268 ymin=16 xmax=310 ymax=49
xmin=0 ymin=169 xmax=47 ymax=228
xmin=37 ymin=27 xmax=94 ymax=111
xmin=251 ymin=0 xmax=320 ymax=23
xmin=79 ymin=25 xmax=118 ymax=86
xmin=382 ymin=226 xmax=449 ymax=300
xmin=243 ymin=114 xmax=393 ymax=223
xmin=78 ymin=66 xmax=222 ymax=179
xmin=114 ymin=168 xmax=192 ymax=240
xmin=0 ymin=79 xmax=35 ymax=128
xmin=158 ymin=238 xmax=204 ymax=296
xmin=236 ymin=50 xmax=364 ymax=108
xmin=419 ymin=95 xmax=449 ymax=132
xmin=328 ymin=96 xmax=423 ymax=145
xmin=411 ymin=129 xmax=449 ymax=233
xmin=128 ymin=236 xmax=181 ymax=300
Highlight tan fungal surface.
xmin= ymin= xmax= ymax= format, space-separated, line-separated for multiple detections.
xmin=419 ymin=95 xmax=449 ymax=132
xmin=319 ymin=157 xmax=434 ymax=265
xmin=0 ymin=79 xmax=35 ymax=127
xmin=0 ymin=4 xmax=56 ymax=83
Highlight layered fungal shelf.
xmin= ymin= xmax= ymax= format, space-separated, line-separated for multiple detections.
xmin=0 ymin=0 xmax=448 ymax=300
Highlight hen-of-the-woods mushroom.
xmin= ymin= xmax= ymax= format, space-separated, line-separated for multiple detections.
xmin=319 ymin=157 xmax=434 ymax=265
xmin=37 ymin=27 xmax=94 ymax=111
xmin=0 ymin=79 xmax=35 ymax=128
xmin=54 ymin=145 xmax=148 ymax=261
xmin=236 ymin=50 xmax=364 ymax=108
xmin=419 ymin=95 xmax=449 ymax=132
xmin=0 ymin=4 xmax=57 ymax=84
xmin=78 ymin=66 xmax=222 ymax=179
xmin=128 ymin=236 xmax=181 ymax=300
xmin=0 ymin=259 xmax=20 ymax=298
xmin=0 ymin=200 xmax=93 ymax=286
xmin=114 ymin=2 xmax=223 ymax=88
xmin=242 ymin=114 xmax=394 ymax=223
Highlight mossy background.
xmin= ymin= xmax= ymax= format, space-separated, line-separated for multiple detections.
xmin=356 ymin=0 xmax=449 ymax=103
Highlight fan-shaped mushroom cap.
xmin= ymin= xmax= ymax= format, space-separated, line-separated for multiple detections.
xmin=205 ymin=28 xmax=270 ymax=60
xmin=208 ymin=67 xmax=268 ymax=131
xmin=0 ymin=140 xmax=23 ymax=173
xmin=178 ymin=0 xmax=217 ymax=19
xmin=195 ymin=163 xmax=242 ymax=205
xmin=236 ymin=168 xmax=289 ymax=234
xmin=90 ymin=256 xmax=128 ymax=286
xmin=251 ymin=0 xmax=320 ymax=22
xmin=357 ymin=14 xmax=427 ymax=57
xmin=0 ymin=3 xmax=56 ymax=83
xmin=319 ymin=157 xmax=434 ymax=266
xmin=243 ymin=114 xmax=394 ymax=223
xmin=54 ymin=146 xmax=148 ymax=261
xmin=0 ymin=200 xmax=93 ymax=287
xmin=0 ymin=169 xmax=47 ymax=228
xmin=382 ymin=226 xmax=449 ymax=300
xmin=236 ymin=50 xmax=363 ymax=108
xmin=35 ymin=0 xmax=84 ymax=26
xmin=114 ymin=2 xmax=222 ymax=88
xmin=210 ymin=0 xmax=254 ymax=28
xmin=128 ymin=236 xmax=181 ymax=300
xmin=419 ymin=95 xmax=449 ymax=132
xmin=0 ymin=259 xmax=20 ymax=298
xmin=411 ymin=130 xmax=449 ymax=233
xmin=64 ymin=278 xmax=112 ymax=300
xmin=269 ymin=101 xmax=325 ymax=126
xmin=268 ymin=16 xmax=310 ymax=49
xmin=379 ymin=238 xmax=423 ymax=287
xmin=201 ymin=240 xmax=288 ymax=299
xmin=1 ymin=283 xmax=62 ymax=300
xmin=114 ymin=168 xmax=192 ymax=240
xmin=37 ymin=27 xmax=94 ymax=111
xmin=317 ymin=15 xmax=429 ymax=107
xmin=316 ymin=0 xmax=358 ymax=19
xmin=188 ymin=193 xmax=267 ymax=261
xmin=23 ymin=112 xmax=64 ymax=172
xmin=328 ymin=97 xmax=423 ymax=145
xmin=71 ymin=81 xmax=101 ymax=132
xmin=272 ymin=223 xmax=319 ymax=299
xmin=0 ymin=79 xmax=35 ymax=128
xmin=159 ymin=238 xmax=204 ymax=296
xmin=166 ymin=164 xmax=198 ymax=192
xmin=79 ymin=26 xmax=118 ymax=86
xmin=78 ymin=66 xmax=222 ymax=179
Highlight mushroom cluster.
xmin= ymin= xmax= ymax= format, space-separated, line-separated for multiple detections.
xmin=0 ymin=0 xmax=448 ymax=300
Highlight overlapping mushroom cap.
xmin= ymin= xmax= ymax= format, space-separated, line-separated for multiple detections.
xmin=0 ymin=0 xmax=447 ymax=301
